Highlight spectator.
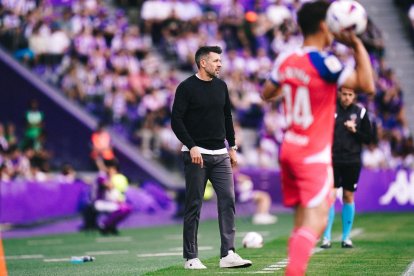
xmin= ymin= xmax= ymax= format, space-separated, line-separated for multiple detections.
xmin=362 ymin=142 xmax=387 ymax=169
xmin=360 ymin=18 xmax=385 ymax=64
xmin=57 ymin=163 xmax=77 ymax=184
xmin=5 ymin=123 xmax=18 ymax=148
xmin=234 ymin=171 xmax=277 ymax=225
xmin=4 ymin=145 xmax=31 ymax=180
xmin=23 ymin=99 xmax=44 ymax=149
xmin=90 ymin=122 xmax=115 ymax=170
xmin=409 ymin=4 xmax=414 ymax=45
xmin=81 ymin=160 xmax=132 ymax=234
xmin=95 ymin=161 xmax=132 ymax=235
xmin=0 ymin=124 xmax=8 ymax=153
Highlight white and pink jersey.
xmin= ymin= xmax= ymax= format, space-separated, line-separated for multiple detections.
xmin=270 ymin=47 xmax=352 ymax=165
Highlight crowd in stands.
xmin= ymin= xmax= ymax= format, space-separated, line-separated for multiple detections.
xmin=0 ymin=99 xmax=53 ymax=182
xmin=394 ymin=0 xmax=414 ymax=46
xmin=1 ymin=0 xmax=414 ymax=172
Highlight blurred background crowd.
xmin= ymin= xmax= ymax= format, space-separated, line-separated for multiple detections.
xmin=1 ymin=0 xmax=414 ymax=184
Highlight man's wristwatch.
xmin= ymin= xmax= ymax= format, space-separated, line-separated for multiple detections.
xmin=230 ymin=145 xmax=238 ymax=151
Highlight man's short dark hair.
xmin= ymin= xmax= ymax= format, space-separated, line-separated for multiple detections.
xmin=297 ymin=1 xmax=330 ymax=37
xmin=195 ymin=46 xmax=222 ymax=69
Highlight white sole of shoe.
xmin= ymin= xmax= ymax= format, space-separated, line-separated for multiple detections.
xmin=220 ymin=262 xmax=252 ymax=268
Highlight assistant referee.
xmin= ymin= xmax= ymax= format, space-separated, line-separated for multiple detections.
xmin=321 ymin=87 xmax=372 ymax=249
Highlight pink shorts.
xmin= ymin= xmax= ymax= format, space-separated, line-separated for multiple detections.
xmin=280 ymin=161 xmax=334 ymax=208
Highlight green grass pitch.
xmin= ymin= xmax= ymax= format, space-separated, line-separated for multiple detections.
xmin=3 ymin=212 xmax=414 ymax=275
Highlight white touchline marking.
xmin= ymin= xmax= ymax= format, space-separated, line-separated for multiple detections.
xmin=268 ymin=264 xmax=287 ymax=268
xmin=248 ymin=272 xmax=274 ymax=274
xmin=137 ymin=252 xmax=183 ymax=257
xmin=164 ymin=234 xmax=203 ymax=240
xmin=27 ymin=239 xmax=62 ymax=246
xmin=403 ymin=260 xmax=414 ymax=276
xmin=332 ymin=227 xmax=364 ymax=242
xmin=85 ymin=250 xmax=129 ymax=255
xmin=168 ymin=246 xmax=213 ymax=252
xmin=312 ymin=248 xmax=324 ymax=254
xmin=259 ymin=228 xmax=364 ymax=273
xmin=236 ymin=231 xmax=270 ymax=238
xmin=218 ymin=272 xmax=274 ymax=274
xmin=261 ymin=258 xmax=287 ymax=272
xmin=43 ymin=258 xmax=70 ymax=262
xmin=5 ymin=254 xmax=44 ymax=260
xmin=95 ymin=236 xmax=132 ymax=243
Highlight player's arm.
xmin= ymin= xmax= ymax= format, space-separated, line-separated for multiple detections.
xmin=261 ymin=52 xmax=289 ymax=102
xmin=261 ymin=80 xmax=282 ymax=102
xmin=354 ymin=108 xmax=372 ymax=144
xmin=336 ymin=32 xmax=375 ymax=95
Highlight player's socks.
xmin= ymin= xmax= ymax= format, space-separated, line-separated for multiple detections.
xmin=286 ymin=227 xmax=317 ymax=276
xmin=342 ymin=202 xmax=355 ymax=241
xmin=322 ymin=205 xmax=335 ymax=240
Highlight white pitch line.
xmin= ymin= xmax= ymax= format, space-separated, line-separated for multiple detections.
xmin=168 ymin=246 xmax=213 ymax=252
xmin=403 ymin=260 xmax=414 ymax=276
xmin=5 ymin=254 xmax=44 ymax=260
xmin=218 ymin=272 xmax=274 ymax=274
xmin=259 ymin=228 xmax=364 ymax=273
xmin=137 ymin=252 xmax=182 ymax=257
xmin=27 ymin=239 xmax=62 ymax=246
xmin=85 ymin=250 xmax=129 ymax=255
xmin=248 ymin=272 xmax=275 ymax=274
xmin=95 ymin=236 xmax=132 ymax=243
xmin=312 ymin=248 xmax=324 ymax=254
xmin=164 ymin=234 xmax=203 ymax=240
xmin=43 ymin=258 xmax=70 ymax=262
xmin=332 ymin=228 xmax=364 ymax=242
xmin=236 ymin=231 xmax=270 ymax=238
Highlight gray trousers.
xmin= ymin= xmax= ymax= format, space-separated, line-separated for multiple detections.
xmin=182 ymin=152 xmax=236 ymax=259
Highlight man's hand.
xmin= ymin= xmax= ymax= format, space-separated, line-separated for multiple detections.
xmin=333 ymin=31 xmax=360 ymax=49
xmin=190 ymin=146 xmax=203 ymax=168
xmin=229 ymin=148 xmax=238 ymax=168
xmin=344 ymin=120 xmax=357 ymax=133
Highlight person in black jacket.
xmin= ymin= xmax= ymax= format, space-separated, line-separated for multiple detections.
xmin=321 ymin=87 xmax=372 ymax=249
xmin=171 ymin=46 xmax=252 ymax=270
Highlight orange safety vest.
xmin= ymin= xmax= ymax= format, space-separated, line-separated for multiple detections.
xmin=91 ymin=131 xmax=115 ymax=160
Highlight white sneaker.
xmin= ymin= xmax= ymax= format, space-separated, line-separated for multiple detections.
xmin=252 ymin=213 xmax=278 ymax=225
xmin=341 ymin=239 xmax=353 ymax=248
xmin=219 ymin=250 xmax=252 ymax=268
xmin=320 ymin=237 xmax=331 ymax=249
xmin=184 ymin=258 xmax=207 ymax=269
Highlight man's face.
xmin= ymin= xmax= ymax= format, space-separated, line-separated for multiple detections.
xmin=339 ymin=88 xmax=356 ymax=107
xmin=202 ymin=52 xmax=222 ymax=78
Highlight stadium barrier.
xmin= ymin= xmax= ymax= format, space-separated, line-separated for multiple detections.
xmin=1 ymin=168 xmax=413 ymax=225
xmin=240 ymin=168 xmax=414 ymax=212
xmin=0 ymin=180 xmax=173 ymax=225
xmin=0 ymin=180 xmax=89 ymax=224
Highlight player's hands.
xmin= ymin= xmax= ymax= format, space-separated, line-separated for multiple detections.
xmin=344 ymin=120 xmax=357 ymax=133
xmin=190 ymin=146 xmax=203 ymax=168
xmin=333 ymin=31 xmax=360 ymax=49
xmin=229 ymin=148 xmax=238 ymax=168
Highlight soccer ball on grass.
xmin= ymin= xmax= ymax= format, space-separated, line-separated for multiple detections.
xmin=326 ymin=0 xmax=368 ymax=35
xmin=242 ymin=232 xmax=264 ymax=248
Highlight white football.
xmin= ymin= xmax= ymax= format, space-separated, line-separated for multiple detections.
xmin=242 ymin=232 xmax=264 ymax=248
xmin=326 ymin=0 xmax=368 ymax=35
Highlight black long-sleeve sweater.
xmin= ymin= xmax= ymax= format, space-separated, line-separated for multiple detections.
xmin=171 ymin=75 xmax=236 ymax=150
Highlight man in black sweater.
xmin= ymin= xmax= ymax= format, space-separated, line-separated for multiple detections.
xmin=171 ymin=46 xmax=252 ymax=270
xmin=321 ymin=87 xmax=372 ymax=249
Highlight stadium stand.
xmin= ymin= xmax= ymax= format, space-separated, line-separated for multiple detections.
xmin=1 ymin=0 xmax=414 ymax=174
